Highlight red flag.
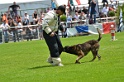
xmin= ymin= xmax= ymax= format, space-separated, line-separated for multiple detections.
xmin=76 ymin=0 xmax=81 ymax=5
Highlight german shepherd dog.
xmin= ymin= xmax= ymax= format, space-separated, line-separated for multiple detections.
xmin=63 ymin=28 xmax=102 ymax=64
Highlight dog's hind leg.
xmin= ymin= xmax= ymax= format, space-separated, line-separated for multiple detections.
xmin=97 ymin=54 xmax=101 ymax=60
xmin=90 ymin=48 xmax=101 ymax=62
xmin=90 ymin=56 xmax=96 ymax=62
xmin=90 ymin=49 xmax=98 ymax=62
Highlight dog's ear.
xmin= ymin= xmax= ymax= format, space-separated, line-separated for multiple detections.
xmin=76 ymin=45 xmax=82 ymax=51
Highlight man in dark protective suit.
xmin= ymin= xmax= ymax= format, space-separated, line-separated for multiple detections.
xmin=42 ymin=5 xmax=65 ymax=66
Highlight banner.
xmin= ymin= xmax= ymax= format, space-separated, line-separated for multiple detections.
xmin=76 ymin=0 xmax=81 ymax=5
xmin=102 ymin=22 xmax=116 ymax=34
xmin=66 ymin=22 xmax=116 ymax=36
xmin=75 ymin=26 xmax=88 ymax=33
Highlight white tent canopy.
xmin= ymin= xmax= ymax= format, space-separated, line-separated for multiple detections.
xmin=0 ymin=0 xmax=52 ymax=22
xmin=0 ymin=0 xmax=51 ymax=13
xmin=0 ymin=0 xmax=45 ymax=4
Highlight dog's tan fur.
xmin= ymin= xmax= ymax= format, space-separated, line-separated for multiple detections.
xmin=63 ymin=28 xmax=102 ymax=63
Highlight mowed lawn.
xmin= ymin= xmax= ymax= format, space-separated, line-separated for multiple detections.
xmin=0 ymin=32 xmax=124 ymax=82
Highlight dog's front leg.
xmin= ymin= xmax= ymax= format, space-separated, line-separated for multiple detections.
xmin=75 ymin=51 xmax=84 ymax=64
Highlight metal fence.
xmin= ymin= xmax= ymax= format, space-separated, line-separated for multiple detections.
xmin=0 ymin=24 xmax=43 ymax=43
xmin=0 ymin=17 xmax=123 ymax=43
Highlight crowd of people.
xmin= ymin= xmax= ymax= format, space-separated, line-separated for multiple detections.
xmin=65 ymin=0 xmax=118 ymax=24
xmin=0 ymin=0 xmax=119 ymax=43
xmin=0 ymin=2 xmax=45 ymax=43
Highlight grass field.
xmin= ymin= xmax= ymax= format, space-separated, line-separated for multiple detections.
xmin=0 ymin=32 xmax=124 ymax=82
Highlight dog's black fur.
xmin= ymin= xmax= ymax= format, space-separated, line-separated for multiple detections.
xmin=63 ymin=28 xmax=102 ymax=63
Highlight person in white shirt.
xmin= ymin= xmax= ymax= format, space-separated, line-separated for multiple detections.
xmin=66 ymin=13 xmax=72 ymax=28
xmin=74 ymin=12 xmax=80 ymax=21
xmin=23 ymin=12 xmax=29 ymax=25
xmin=101 ymin=4 xmax=109 ymax=17
xmin=0 ymin=20 xmax=10 ymax=43
xmin=17 ymin=21 xmax=23 ymax=41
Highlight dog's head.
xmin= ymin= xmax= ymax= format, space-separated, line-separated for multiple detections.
xmin=63 ymin=45 xmax=82 ymax=54
xmin=63 ymin=46 xmax=71 ymax=52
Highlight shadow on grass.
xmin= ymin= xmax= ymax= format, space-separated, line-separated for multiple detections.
xmin=81 ymin=61 xmax=91 ymax=63
xmin=28 ymin=63 xmax=75 ymax=70
xmin=28 ymin=65 xmax=54 ymax=70
xmin=28 ymin=61 xmax=89 ymax=70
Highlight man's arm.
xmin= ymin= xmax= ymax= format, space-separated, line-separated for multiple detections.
xmin=42 ymin=13 xmax=52 ymax=34
xmin=18 ymin=5 xmax=20 ymax=9
xmin=17 ymin=5 xmax=20 ymax=11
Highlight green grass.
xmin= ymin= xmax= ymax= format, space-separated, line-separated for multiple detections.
xmin=0 ymin=32 xmax=124 ymax=82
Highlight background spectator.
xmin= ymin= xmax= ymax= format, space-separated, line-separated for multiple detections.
xmin=25 ymin=26 xmax=33 ymax=41
xmin=79 ymin=12 xmax=86 ymax=20
xmin=7 ymin=14 xmax=12 ymax=21
xmin=32 ymin=10 xmax=38 ymax=25
xmin=8 ymin=2 xmax=20 ymax=18
xmin=2 ymin=13 xmax=8 ymax=24
xmin=102 ymin=0 xmax=108 ymax=6
xmin=101 ymin=4 xmax=109 ymax=17
xmin=46 ymin=7 xmax=51 ymax=13
xmin=23 ymin=12 xmax=29 ymax=25
xmin=74 ymin=12 xmax=80 ymax=21
xmin=90 ymin=0 xmax=98 ymax=24
xmin=9 ymin=18 xmax=19 ymax=42
xmin=109 ymin=4 xmax=116 ymax=12
xmin=82 ymin=6 xmax=88 ymax=14
xmin=17 ymin=17 xmax=23 ymax=41
xmin=51 ymin=0 xmax=57 ymax=10
xmin=66 ymin=13 xmax=72 ymax=28
xmin=37 ymin=17 xmax=44 ymax=40
xmin=0 ymin=20 xmax=10 ymax=43
xmin=75 ymin=6 xmax=81 ymax=14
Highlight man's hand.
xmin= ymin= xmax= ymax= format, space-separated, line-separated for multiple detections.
xmin=50 ymin=32 xmax=55 ymax=37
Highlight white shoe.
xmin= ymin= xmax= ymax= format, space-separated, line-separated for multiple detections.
xmin=51 ymin=63 xmax=64 ymax=66
xmin=51 ymin=58 xmax=64 ymax=66
xmin=58 ymin=63 xmax=64 ymax=66
xmin=47 ymin=56 xmax=53 ymax=63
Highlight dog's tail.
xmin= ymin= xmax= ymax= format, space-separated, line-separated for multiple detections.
xmin=97 ymin=28 xmax=102 ymax=42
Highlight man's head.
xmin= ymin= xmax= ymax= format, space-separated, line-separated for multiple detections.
xmin=13 ymin=2 xmax=16 ymax=5
xmin=25 ymin=12 xmax=28 ymax=14
xmin=56 ymin=5 xmax=65 ymax=16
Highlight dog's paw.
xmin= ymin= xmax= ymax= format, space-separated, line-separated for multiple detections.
xmin=75 ymin=61 xmax=81 ymax=64
xmin=98 ymin=56 xmax=101 ymax=60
